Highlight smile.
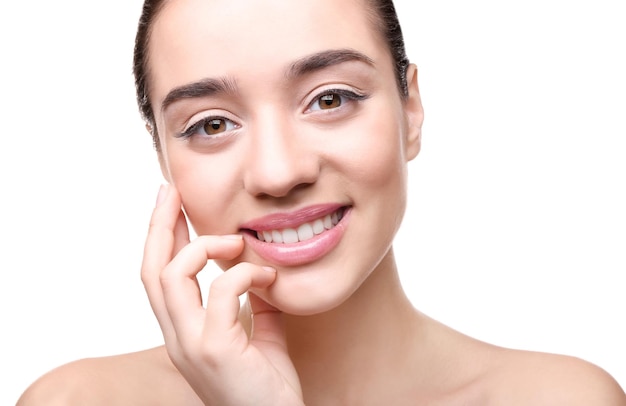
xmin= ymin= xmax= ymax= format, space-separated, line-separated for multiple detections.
xmin=254 ymin=208 xmax=345 ymax=244
xmin=240 ymin=205 xmax=350 ymax=267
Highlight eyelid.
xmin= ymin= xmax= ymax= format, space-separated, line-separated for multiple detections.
xmin=305 ymin=87 xmax=369 ymax=113
xmin=176 ymin=112 xmax=240 ymax=139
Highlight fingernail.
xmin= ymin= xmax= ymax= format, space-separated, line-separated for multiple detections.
xmin=222 ymin=234 xmax=243 ymax=240
xmin=262 ymin=266 xmax=276 ymax=273
xmin=155 ymin=184 xmax=169 ymax=207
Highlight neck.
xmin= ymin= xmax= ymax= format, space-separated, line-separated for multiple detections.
xmin=283 ymin=249 xmax=424 ymax=401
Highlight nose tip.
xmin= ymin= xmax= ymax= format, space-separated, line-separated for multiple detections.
xmin=243 ymin=127 xmax=319 ymax=198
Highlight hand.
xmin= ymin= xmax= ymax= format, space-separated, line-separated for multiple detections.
xmin=141 ymin=184 xmax=304 ymax=405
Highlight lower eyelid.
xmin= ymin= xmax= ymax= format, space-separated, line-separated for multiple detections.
xmin=178 ymin=116 xmax=238 ymax=138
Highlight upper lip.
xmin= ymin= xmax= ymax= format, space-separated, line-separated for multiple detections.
xmin=239 ymin=203 xmax=346 ymax=231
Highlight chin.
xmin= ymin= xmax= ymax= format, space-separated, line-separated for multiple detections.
xmin=252 ymin=264 xmax=367 ymax=316
xmin=257 ymin=287 xmax=351 ymax=317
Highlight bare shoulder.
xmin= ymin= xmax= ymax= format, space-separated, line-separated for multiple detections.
xmin=410 ymin=315 xmax=625 ymax=405
xmin=17 ymin=346 xmax=201 ymax=406
xmin=485 ymin=349 xmax=626 ymax=405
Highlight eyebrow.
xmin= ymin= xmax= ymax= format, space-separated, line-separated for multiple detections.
xmin=160 ymin=49 xmax=375 ymax=112
xmin=161 ymin=77 xmax=238 ymax=113
xmin=286 ymin=48 xmax=375 ymax=79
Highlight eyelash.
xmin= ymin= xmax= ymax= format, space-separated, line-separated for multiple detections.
xmin=306 ymin=88 xmax=369 ymax=112
xmin=175 ymin=88 xmax=369 ymax=140
xmin=177 ymin=115 xmax=239 ymax=139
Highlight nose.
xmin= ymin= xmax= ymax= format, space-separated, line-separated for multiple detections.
xmin=243 ymin=114 xmax=319 ymax=198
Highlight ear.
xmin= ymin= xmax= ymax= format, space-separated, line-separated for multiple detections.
xmin=403 ymin=64 xmax=424 ymax=162
xmin=146 ymin=123 xmax=171 ymax=182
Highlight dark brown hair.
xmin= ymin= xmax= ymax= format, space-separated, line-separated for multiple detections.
xmin=133 ymin=0 xmax=410 ymax=149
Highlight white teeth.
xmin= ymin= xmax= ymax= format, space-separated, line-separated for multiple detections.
xmin=312 ymin=218 xmax=325 ymax=235
xmin=282 ymin=228 xmax=298 ymax=244
xmin=271 ymin=230 xmax=283 ymax=243
xmin=255 ymin=209 xmax=344 ymax=244
xmin=297 ymin=223 xmax=314 ymax=241
xmin=323 ymin=214 xmax=333 ymax=229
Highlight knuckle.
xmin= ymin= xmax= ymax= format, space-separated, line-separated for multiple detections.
xmin=140 ymin=266 xmax=153 ymax=286
xmin=174 ymin=339 xmax=223 ymax=370
xmin=140 ymin=274 xmax=150 ymax=289
xmin=147 ymin=219 xmax=166 ymax=236
xmin=208 ymin=276 xmax=231 ymax=297
xmin=158 ymin=267 xmax=175 ymax=288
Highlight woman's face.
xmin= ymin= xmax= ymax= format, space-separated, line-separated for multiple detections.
xmin=148 ymin=0 xmax=422 ymax=314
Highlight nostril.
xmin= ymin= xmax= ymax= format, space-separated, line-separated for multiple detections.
xmin=251 ymin=181 xmax=315 ymax=200
xmin=243 ymin=137 xmax=320 ymax=198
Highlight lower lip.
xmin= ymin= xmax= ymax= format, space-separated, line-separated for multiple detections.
xmin=242 ymin=208 xmax=351 ymax=267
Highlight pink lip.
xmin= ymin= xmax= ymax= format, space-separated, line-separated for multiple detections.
xmin=240 ymin=205 xmax=351 ymax=267
xmin=239 ymin=203 xmax=345 ymax=231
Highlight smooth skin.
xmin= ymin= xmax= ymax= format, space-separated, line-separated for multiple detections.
xmin=18 ymin=0 xmax=626 ymax=404
xmin=18 ymin=185 xmax=626 ymax=405
xmin=18 ymin=183 xmax=626 ymax=405
xmin=143 ymin=185 xmax=302 ymax=405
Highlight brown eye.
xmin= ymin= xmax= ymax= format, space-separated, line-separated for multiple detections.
xmin=306 ymin=89 xmax=366 ymax=114
xmin=179 ymin=116 xmax=238 ymax=139
xmin=203 ymin=118 xmax=227 ymax=135
xmin=318 ymin=93 xmax=342 ymax=110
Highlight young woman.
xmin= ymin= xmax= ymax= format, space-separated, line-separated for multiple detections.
xmin=17 ymin=0 xmax=626 ymax=404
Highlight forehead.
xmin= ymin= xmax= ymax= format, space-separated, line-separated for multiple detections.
xmin=148 ymin=0 xmax=389 ymax=101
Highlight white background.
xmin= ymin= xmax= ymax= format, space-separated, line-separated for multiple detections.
xmin=1 ymin=0 xmax=624 ymax=403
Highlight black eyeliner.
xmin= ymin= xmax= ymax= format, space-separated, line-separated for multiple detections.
xmin=319 ymin=88 xmax=369 ymax=101
xmin=176 ymin=116 xmax=230 ymax=139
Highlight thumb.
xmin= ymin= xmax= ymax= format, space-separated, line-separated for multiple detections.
xmin=248 ymin=292 xmax=287 ymax=349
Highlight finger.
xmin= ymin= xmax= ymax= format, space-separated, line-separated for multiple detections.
xmin=160 ymin=235 xmax=245 ymax=335
xmin=204 ymin=264 xmax=277 ymax=336
xmin=173 ymin=207 xmax=191 ymax=256
xmin=141 ymin=184 xmax=184 ymax=337
xmin=248 ymin=292 xmax=287 ymax=349
xmin=172 ymin=208 xmax=196 ymax=306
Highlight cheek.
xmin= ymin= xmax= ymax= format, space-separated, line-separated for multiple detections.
xmin=335 ymin=107 xmax=407 ymax=191
xmin=166 ymin=148 xmax=241 ymax=235
xmin=335 ymin=106 xmax=409 ymax=238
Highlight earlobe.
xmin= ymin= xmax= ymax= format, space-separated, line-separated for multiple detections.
xmin=403 ymin=64 xmax=424 ymax=162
